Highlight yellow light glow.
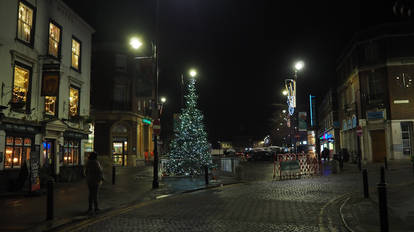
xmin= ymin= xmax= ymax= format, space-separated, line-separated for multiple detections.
xmin=6 ymin=150 xmax=12 ymax=154
xmin=294 ymin=61 xmax=305 ymax=71
xmin=64 ymin=157 xmax=67 ymax=160
xmin=160 ymin=97 xmax=166 ymax=103
xmin=282 ymin=90 xmax=288 ymax=96
xmin=129 ymin=37 xmax=143 ymax=50
xmin=13 ymin=157 xmax=18 ymax=163
xmin=189 ymin=69 xmax=197 ymax=78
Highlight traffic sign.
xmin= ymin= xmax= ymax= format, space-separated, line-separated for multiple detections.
xmin=356 ymin=126 xmax=363 ymax=136
xmin=153 ymin=119 xmax=161 ymax=135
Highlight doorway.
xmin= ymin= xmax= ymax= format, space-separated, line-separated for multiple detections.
xmin=112 ymin=138 xmax=127 ymax=166
xmin=370 ymin=130 xmax=386 ymax=162
xmin=42 ymin=140 xmax=55 ymax=176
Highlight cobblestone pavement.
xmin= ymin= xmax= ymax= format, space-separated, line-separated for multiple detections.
xmin=57 ymin=165 xmax=366 ymax=232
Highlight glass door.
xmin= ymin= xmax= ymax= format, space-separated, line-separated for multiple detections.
xmin=112 ymin=139 xmax=128 ymax=166
xmin=42 ymin=140 xmax=55 ymax=175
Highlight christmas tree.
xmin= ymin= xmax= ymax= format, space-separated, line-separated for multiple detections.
xmin=166 ymin=78 xmax=212 ymax=176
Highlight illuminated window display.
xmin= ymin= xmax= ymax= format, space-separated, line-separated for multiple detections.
xmin=63 ymin=140 xmax=79 ymax=165
xmin=4 ymin=136 xmax=31 ymax=169
xmin=48 ymin=22 xmax=61 ymax=57
xmin=69 ymin=86 xmax=79 ymax=117
xmin=12 ymin=64 xmax=30 ymax=106
xmin=17 ymin=2 xmax=34 ymax=43
xmin=71 ymin=38 xmax=81 ymax=70
xmin=45 ymin=96 xmax=56 ymax=116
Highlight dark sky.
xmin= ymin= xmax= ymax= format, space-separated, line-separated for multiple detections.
xmin=63 ymin=0 xmax=401 ymax=144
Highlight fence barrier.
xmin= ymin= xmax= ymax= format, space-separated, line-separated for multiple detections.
xmin=274 ymin=153 xmax=320 ymax=180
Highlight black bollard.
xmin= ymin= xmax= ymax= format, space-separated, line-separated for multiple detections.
xmin=378 ymin=166 xmax=389 ymax=232
xmin=384 ymin=157 xmax=388 ymax=170
xmin=358 ymin=155 xmax=362 ymax=172
xmin=47 ymin=180 xmax=54 ymax=220
xmin=339 ymin=155 xmax=344 ymax=171
xmin=204 ymin=166 xmax=209 ymax=185
xmin=362 ymin=169 xmax=369 ymax=198
xmin=112 ymin=165 xmax=116 ymax=185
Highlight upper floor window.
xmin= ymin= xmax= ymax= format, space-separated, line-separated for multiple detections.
xmin=48 ymin=21 xmax=61 ymax=58
xmin=12 ymin=62 xmax=31 ymax=111
xmin=401 ymin=122 xmax=413 ymax=156
xmin=69 ymin=86 xmax=80 ymax=117
xmin=368 ymin=72 xmax=385 ymax=104
xmin=71 ymin=37 xmax=81 ymax=71
xmin=17 ymin=1 xmax=35 ymax=45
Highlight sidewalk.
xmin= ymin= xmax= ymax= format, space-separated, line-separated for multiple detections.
xmin=0 ymin=165 xmax=239 ymax=232
xmin=340 ymin=159 xmax=414 ymax=232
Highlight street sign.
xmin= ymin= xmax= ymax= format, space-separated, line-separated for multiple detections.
xmin=153 ymin=119 xmax=161 ymax=135
xmin=356 ymin=126 xmax=363 ymax=136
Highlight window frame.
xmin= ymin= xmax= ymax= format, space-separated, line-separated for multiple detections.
xmin=401 ymin=122 xmax=413 ymax=156
xmin=47 ymin=19 xmax=62 ymax=59
xmin=16 ymin=0 xmax=36 ymax=47
xmin=11 ymin=61 xmax=33 ymax=114
xmin=62 ymin=139 xmax=80 ymax=166
xmin=41 ymin=71 xmax=60 ymax=117
xmin=4 ymin=135 xmax=33 ymax=169
xmin=71 ymin=36 xmax=82 ymax=72
xmin=68 ymin=85 xmax=80 ymax=118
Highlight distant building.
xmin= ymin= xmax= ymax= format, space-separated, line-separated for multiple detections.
xmin=317 ymin=89 xmax=340 ymax=157
xmin=337 ymin=22 xmax=414 ymax=162
xmin=91 ymin=43 xmax=154 ymax=167
xmin=0 ymin=0 xmax=94 ymax=191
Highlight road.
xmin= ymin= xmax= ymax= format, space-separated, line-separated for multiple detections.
xmin=57 ymin=161 xmax=360 ymax=232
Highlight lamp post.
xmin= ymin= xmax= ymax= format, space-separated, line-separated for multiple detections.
xmin=283 ymin=60 xmax=304 ymax=153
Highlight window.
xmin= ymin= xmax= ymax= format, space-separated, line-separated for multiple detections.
xmin=12 ymin=62 xmax=31 ymax=111
xmin=63 ymin=140 xmax=79 ymax=165
xmin=368 ymin=72 xmax=385 ymax=103
xmin=45 ymin=96 xmax=57 ymax=116
xmin=4 ymin=136 xmax=31 ymax=169
xmin=48 ymin=21 xmax=61 ymax=58
xmin=69 ymin=86 xmax=80 ymax=117
xmin=401 ymin=122 xmax=413 ymax=156
xmin=71 ymin=37 xmax=81 ymax=71
xmin=42 ymin=72 xmax=59 ymax=116
xmin=17 ymin=1 xmax=35 ymax=44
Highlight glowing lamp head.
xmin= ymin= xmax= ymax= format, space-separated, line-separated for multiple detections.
xmin=160 ymin=97 xmax=166 ymax=103
xmin=294 ymin=61 xmax=304 ymax=71
xmin=189 ymin=69 xmax=197 ymax=78
xmin=129 ymin=37 xmax=143 ymax=50
xmin=282 ymin=89 xmax=288 ymax=96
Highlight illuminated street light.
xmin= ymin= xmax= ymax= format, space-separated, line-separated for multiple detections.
xmin=282 ymin=89 xmax=288 ymax=96
xmin=282 ymin=109 xmax=286 ymax=114
xmin=160 ymin=97 xmax=166 ymax=103
xmin=129 ymin=37 xmax=143 ymax=50
xmin=189 ymin=69 xmax=197 ymax=78
xmin=294 ymin=60 xmax=304 ymax=71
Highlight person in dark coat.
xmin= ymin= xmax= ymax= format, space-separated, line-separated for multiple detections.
xmin=322 ymin=148 xmax=330 ymax=161
xmin=84 ymin=152 xmax=104 ymax=213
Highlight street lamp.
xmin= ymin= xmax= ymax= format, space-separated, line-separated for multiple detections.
xmin=189 ymin=69 xmax=197 ymax=78
xmin=129 ymin=37 xmax=143 ymax=50
xmin=294 ymin=61 xmax=305 ymax=72
xmin=282 ymin=89 xmax=288 ymax=96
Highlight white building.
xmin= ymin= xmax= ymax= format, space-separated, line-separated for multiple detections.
xmin=0 ymin=0 xmax=94 ymax=192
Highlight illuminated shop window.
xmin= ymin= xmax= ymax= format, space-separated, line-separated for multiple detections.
xmin=4 ymin=136 xmax=32 ymax=169
xmin=17 ymin=1 xmax=34 ymax=44
xmin=45 ymin=96 xmax=56 ymax=116
xmin=69 ymin=86 xmax=79 ymax=117
xmin=71 ymin=38 xmax=81 ymax=70
xmin=12 ymin=63 xmax=31 ymax=107
xmin=63 ymin=140 xmax=79 ymax=165
xmin=48 ymin=22 xmax=61 ymax=57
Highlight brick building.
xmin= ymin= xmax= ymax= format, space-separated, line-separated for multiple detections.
xmin=337 ymin=22 xmax=414 ymax=162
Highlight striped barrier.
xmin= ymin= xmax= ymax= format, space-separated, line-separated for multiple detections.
xmin=273 ymin=153 xmax=321 ymax=180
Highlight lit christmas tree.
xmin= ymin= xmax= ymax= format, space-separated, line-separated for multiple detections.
xmin=166 ymin=78 xmax=212 ymax=176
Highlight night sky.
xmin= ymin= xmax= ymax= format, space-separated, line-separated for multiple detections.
xmin=63 ymin=0 xmax=400 ymax=144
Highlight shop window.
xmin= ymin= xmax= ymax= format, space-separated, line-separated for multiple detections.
xmin=12 ymin=62 xmax=31 ymax=111
xmin=71 ymin=37 xmax=81 ymax=71
xmin=48 ymin=21 xmax=61 ymax=58
xmin=45 ymin=96 xmax=57 ymax=116
xmin=401 ymin=122 xmax=413 ymax=156
xmin=4 ymin=136 xmax=31 ymax=169
xmin=17 ymin=1 xmax=35 ymax=45
xmin=63 ymin=140 xmax=79 ymax=166
xmin=69 ymin=86 xmax=80 ymax=117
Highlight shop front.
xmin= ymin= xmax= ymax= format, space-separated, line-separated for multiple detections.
xmin=319 ymin=129 xmax=337 ymax=158
xmin=58 ymin=130 xmax=88 ymax=182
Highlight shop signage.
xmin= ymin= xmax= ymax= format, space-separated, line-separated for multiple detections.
xmin=2 ymin=123 xmax=40 ymax=134
xmin=367 ymin=111 xmax=384 ymax=120
xmin=30 ymin=145 xmax=40 ymax=192
xmin=153 ymin=119 xmax=161 ymax=135
xmin=63 ymin=130 xmax=88 ymax=139
xmin=320 ymin=133 xmax=333 ymax=140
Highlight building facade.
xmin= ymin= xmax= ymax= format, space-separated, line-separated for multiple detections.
xmin=337 ymin=23 xmax=414 ymax=162
xmin=317 ymin=89 xmax=340 ymax=158
xmin=0 ymin=0 xmax=94 ymax=192
xmin=91 ymin=43 xmax=154 ymax=167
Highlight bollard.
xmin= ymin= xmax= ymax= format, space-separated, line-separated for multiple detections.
xmin=47 ymin=180 xmax=54 ymax=220
xmin=384 ymin=157 xmax=388 ymax=170
xmin=378 ymin=166 xmax=389 ymax=232
xmin=358 ymin=155 xmax=362 ymax=172
xmin=362 ymin=169 xmax=369 ymax=198
xmin=112 ymin=165 xmax=116 ymax=185
xmin=204 ymin=166 xmax=209 ymax=185
xmin=339 ymin=155 xmax=344 ymax=172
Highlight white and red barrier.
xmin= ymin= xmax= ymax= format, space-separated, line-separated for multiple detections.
xmin=273 ymin=153 xmax=321 ymax=180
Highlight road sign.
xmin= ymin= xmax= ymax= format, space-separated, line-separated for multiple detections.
xmin=153 ymin=119 xmax=161 ymax=135
xmin=356 ymin=126 xmax=363 ymax=136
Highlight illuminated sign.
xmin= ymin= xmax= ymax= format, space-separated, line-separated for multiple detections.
xmin=319 ymin=133 xmax=333 ymax=140
xmin=142 ymin=119 xmax=152 ymax=125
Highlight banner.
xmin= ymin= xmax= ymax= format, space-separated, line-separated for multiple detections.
xmin=298 ymin=112 xmax=307 ymax=131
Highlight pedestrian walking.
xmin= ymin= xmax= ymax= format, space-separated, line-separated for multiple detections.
xmin=84 ymin=152 xmax=104 ymax=213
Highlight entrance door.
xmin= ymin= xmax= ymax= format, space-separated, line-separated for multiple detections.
xmin=42 ymin=140 xmax=55 ymax=175
xmin=112 ymin=139 xmax=127 ymax=166
xmin=371 ymin=130 xmax=386 ymax=162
